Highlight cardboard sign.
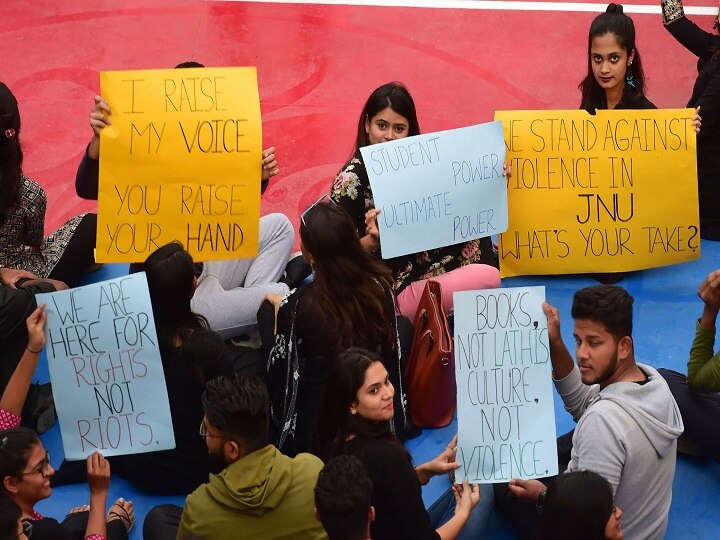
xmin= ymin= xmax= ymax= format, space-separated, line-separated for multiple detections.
xmin=454 ymin=286 xmax=558 ymax=483
xmin=96 ymin=67 xmax=262 ymax=262
xmin=360 ymin=122 xmax=508 ymax=258
xmin=37 ymin=273 xmax=175 ymax=459
xmin=495 ymin=109 xmax=700 ymax=277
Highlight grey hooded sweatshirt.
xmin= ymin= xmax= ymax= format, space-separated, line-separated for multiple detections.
xmin=555 ymin=362 xmax=684 ymax=540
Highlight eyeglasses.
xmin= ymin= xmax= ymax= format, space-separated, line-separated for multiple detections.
xmin=199 ymin=421 xmax=224 ymax=439
xmin=18 ymin=451 xmax=51 ymax=478
xmin=300 ymin=194 xmax=337 ymax=227
xmin=22 ymin=519 xmax=33 ymax=538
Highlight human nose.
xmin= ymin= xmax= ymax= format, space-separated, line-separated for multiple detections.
xmin=576 ymin=342 xmax=589 ymax=360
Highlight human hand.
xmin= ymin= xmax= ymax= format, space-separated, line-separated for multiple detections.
xmin=364 ymin=208 xmax=381 ymax=247
xmin=508 ymin=478 xmax=546 ymax=503
xmin=429 ymin=434 xmax=460 ymax=476
xmin=692 ymin=106 xmax=702 ymax=134
xmin=698 ymin=269 xmax=720 ymax=313
xmin=261 ymin=147 xmax=280 ymax=180
xmin=452 ymin=480 xmax=481 ymax=518
xmin=543 ymin=302 xmax=562 ymax=343
xmin=87 ymin=451 xmax=111 ymax=494
xmin=0 ymin=267 xmax=37 ymax=287
xmin=265 ymin=292 xmax=287 ymax=334
xmin=26 ymin=304 xmax=47 ymax=353
xmin=502 ymin=161 xmax=512 ymax=182
xmin=90 ymin=96 xmax=112 ymax=137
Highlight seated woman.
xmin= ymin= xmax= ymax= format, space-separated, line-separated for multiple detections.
xmin=76 ymin=68 xmax=300 ymax=340
xmin=0 ymin=304 xmax=133 ymax=540
xmin=659 ymin=269 xmax=720 ymax=461
xmin=54 ymin=242 xmax=234 ymax=494
xmin=660 ymin=0 xmax=720 ymax=240
xmin=508 ymin=471 xmax=623 ymax=540
xmin=315 ymin=347 xmax=493 ymax=540
xmin=331 ymin=82 xmax=500 ymax=319
xmin=0 ymin=82 xmax=97 ymax=287
xmin=258 ymin=201 xmax=415 ymax=456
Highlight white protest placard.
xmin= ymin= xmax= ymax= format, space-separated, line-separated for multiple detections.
xmin=37 ymin=273 xmax=175 ymax=460
xmin=359 ymin=122 xmax=508 ymax=259
xmin=454 ymin=286 xmax=558 ymax=483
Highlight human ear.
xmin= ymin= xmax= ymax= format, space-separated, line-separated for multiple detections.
xmin=617 ymin=336 xmax=633 ymax=360
xmin=225 ymin=439 xmax=243 ymax=461
xmin=628 ymin=49 xmax=636 ymax=65
xmin=364 ymin=115 xmax=370 ymax=136
xmin=3 ymin=475 xmax=19 ymax=495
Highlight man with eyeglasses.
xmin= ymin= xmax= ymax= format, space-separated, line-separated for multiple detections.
xmin=143 ymin=373 xmax=327 ymax=540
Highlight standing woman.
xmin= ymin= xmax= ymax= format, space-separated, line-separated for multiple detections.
xmin=0 ymin=83 xmax=97 ymax=287
xmin=580 ymin=4 xmax=655 ymax=111
xmin=661 ymin=0 xmax=720 ymax=240
xmin=315 ymin=348 xmax=493 ymax=540
xmin=331 ymin=82 xmax=500 ymax=319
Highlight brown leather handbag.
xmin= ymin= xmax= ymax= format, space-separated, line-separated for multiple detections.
xmin=404 ymin=280 xmax=456 ymax=428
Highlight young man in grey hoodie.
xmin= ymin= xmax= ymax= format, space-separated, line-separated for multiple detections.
xmin=499 ymin=285 xmax=684 ymax=540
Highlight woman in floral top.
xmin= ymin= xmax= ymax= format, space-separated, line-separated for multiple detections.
xmin=331 ymin=82 xmax=501 ymax=319
xmin=0 ymin=82 xmax=96 ymax=286
xmin=0 ymin=306 xmax=133 ymax=540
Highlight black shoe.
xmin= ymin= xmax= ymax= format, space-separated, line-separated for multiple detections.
xmin=21 ymin=382 xmax=56 ymax=434
xmin=280 ymin=253 xmax=312 ymax=290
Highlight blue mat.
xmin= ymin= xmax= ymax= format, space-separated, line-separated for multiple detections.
xmin=35 ymin=249 xmax=720 ymax=538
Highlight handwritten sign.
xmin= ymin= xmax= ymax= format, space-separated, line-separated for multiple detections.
xmin=36 ymin=273 xmax=175 ymax=460
xmin=359 ymin=122 xmax=508 ymax=259
xmin=454 ymin=286 xmax=557 ymax=483
xmin=96 ymin=67 xmax=262 ymax=263
xmin=495 ymin=109 xmax=700 ymax=277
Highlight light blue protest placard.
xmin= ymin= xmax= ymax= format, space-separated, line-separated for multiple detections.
xmin=453 ymin=286 xmax=557 ymax=483
xmin=359 ymin=122 xmax=508 ymax=259
xmin=36 ymin=273 xmax=175 ymax=460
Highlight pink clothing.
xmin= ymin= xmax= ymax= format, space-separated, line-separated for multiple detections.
xmin=396 ymin=263 xmax=501 ymax=319
xmin=0 ymin=409 xmax=21 ymax=429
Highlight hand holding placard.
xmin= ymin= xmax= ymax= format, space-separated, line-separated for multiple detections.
xmin=36 ymin=273 xmax=174 ymax=460
xmin=360 ymin=122 xmax=508 ymax=259
xmin=454 ymin=286 xmax=558 ymax=483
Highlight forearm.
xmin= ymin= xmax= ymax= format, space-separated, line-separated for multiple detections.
xmin=360 ymin=234 xmax=380 ymax=253
xmin=437 ymin=512 xmax=468 ymax=540
xmin=0 ymin=349 xmax=41 ymax=415
xmin=76 ymin=149 xmax=100 ymax=200
xmin=85 ymin=491 xmax=108 ymax=539
xmin=415 ymin=463 xmax=433 ymax=485
xmin=549 ymin=336 xmax=574 ymax=380
xmin=687 ymin=320 xmax=720 ymax=390
xmin=662 ymin=0 xmax=718 ymax=59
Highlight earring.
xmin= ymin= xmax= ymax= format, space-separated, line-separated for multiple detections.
xmin=350 ymin=408 xmax=357 ymax=415
xmin=625 ymin=62 xmax=635 ymax=88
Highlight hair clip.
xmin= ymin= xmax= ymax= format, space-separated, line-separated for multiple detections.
xmin=4 ymin=128 xmax=15 ymax=139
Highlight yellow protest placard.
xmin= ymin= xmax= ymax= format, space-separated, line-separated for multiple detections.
xmin=96 ymin=67 xmax=262 ymax=263
xmin=494 ymin=109 xmax=699 ymax=277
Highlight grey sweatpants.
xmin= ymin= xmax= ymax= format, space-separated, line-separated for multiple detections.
xmin=191 ymin=213 xmax=293 ymax=339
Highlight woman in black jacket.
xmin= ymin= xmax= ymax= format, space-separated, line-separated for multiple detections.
xmin=662 ymin=0 xmax=720 ymax=240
